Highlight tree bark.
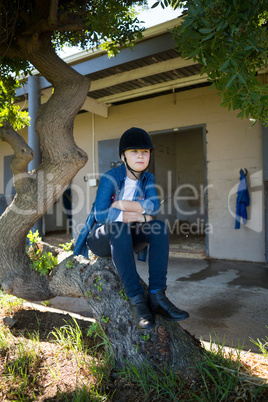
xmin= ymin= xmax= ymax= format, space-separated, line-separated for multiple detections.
xmin=0 ymin=33 xmax=89 ymax=299
xmin=0 ymin=32 xmax=203 ymax=379
xmin=45 ymin=245 xmax=204 ymax=378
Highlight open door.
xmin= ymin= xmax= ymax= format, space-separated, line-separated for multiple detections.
xmin=149 ymin=125 xmax=208 ymax=257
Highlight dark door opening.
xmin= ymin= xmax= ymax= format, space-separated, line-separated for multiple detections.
xmin=43 ymin=186 xmax=73 ymax=246
xmin=149 ymin=126 xmax=208 ymax=257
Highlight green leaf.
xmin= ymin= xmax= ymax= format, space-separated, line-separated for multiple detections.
xmin=200 ymin=65 xmax=207 ymax=76
xmin=250 ymin=92 xmax=260 ymax=102
xmin=237 ymin=73 xmax=247 ymax=85
xmin=216 ymin=20 xmax=228 ymax=31
xmin=226 ymin=73 xmax=238 ymax=89
xmin=237 ymin=110 xmax=245 ymax=119
xmin=219 ymin=59 xmax=230 ymax=71
xmin=151 ymin=1 xmax=160 ymax=8
xmin=209 ymin=82 xmax=216 ymax=90
xmin=199 ymin=27 xmax=214 ymax=34
xmin=188 ymin=48 xmax=200 ymax=59
xmin=230 ymin=58 xmax=238 ymax=67
xmin=201 ymin=52 xmax=207 ymax=66
xmin=211 ymin=37 xmax=217 ymax=50
xmin=200 ymin=17 xmax=212 ymax=28
xmin=203 ymin=32 xmax=215 ymax=41
xmin=230 ymin=24 xmax=237 ymax=35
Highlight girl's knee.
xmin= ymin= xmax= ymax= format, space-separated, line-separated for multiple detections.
xmin=107 ymin=221 xmax=130 ymax=239
xmin=150 ymin=220 xmax=168 ymax=235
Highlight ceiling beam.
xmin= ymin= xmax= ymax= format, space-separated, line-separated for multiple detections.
xmin=41 ymin=88 xmax=53 ymax=97
xmin=40 ymin=88 xmax=108 ymax=117
xmin=82 ymin=96 xmax=109 ymax=118
xmin=90 ymin=58 xmax=199 ymax=92
xmin=17 ymin=88 xmax=109 ymax=118
xmin=98 ymin=74 xmax=209 ymax=104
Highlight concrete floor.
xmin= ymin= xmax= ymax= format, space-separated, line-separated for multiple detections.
xmin=137 ymin=256 xmax=268 ymax=353
xmin=39 ymin=255 xmax=268 ymax=354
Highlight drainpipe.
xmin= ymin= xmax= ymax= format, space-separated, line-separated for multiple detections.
xmin=92 ymin=113 xmax=96 ymax=181
xmin=263 ymin=125 xmax=268 ymax=263
xmin=84 ymin=113 xmax=98 ymax=187
xmin=28 ymin=75 xmax=42 ymax=237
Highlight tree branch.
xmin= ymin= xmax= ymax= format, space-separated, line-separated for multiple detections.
xmin=18 ymin=9 xmax=31 ymax=25
xmin=49 ymin=0 xmax=59 ymax=26
xmin=0 ymin=122 xmax=34 ymax=176
xmin=0 ymin=43 xmax=22 ymax=59
xmin=51 ymin=23 xmax=85 ymax=33
xmin=19 ymin=18 xmax=84 ymax=37
xmin=47 ymin=253 xmax=203 ymax=376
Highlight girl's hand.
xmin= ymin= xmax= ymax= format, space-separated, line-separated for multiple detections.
xmin=111 ymin=201 xmax=121 ymax=209
xmin=111 ymin=200 xmax=143 ymax=213
xmin=141 ymin=214 xmax=153 ymax=223
xmin=121 ymin=212 xmax=153 ymax=223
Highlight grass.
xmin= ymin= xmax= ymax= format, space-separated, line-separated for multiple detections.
xmin=250 ymin=326 xmax=268 ymax=357
xmin=117 ymin=346 xmax=268 ymax=401
xmin=0 ymin=327 xmax=43 ymax=400
xmin=0 ymin=290 xmax=267 ymax=401
xmin=0 ymin=290 xmax=24 ymax=314
xmin=49 ymin=317 xmax=87 ymax=354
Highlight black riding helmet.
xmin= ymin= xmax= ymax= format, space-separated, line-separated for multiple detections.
xmin=119 ymin=127 xmax=154 ymax=157
xmin=119 ymin=127 xmax=154 ymax=179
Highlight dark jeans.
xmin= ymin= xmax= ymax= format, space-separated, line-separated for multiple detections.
xmin=87 ymin=220 xmax=169 ymax=298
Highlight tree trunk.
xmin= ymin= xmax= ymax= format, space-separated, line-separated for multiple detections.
xmin=48 ymin=246 xmax=203 ymax=378
xmin=0 ymin=34 xmax=89 ymax=299
xmin=0 ymin=32 xmax=203 ymax=379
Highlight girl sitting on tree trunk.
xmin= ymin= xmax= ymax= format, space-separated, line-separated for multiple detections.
xmin=74 ymin=127 xmax=189 ymax=330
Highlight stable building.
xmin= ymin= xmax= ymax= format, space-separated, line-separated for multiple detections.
xmin=0 ymin=18 xmax=267 ymax=263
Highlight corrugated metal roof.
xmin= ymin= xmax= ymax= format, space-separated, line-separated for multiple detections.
xmin=15 ymin=21 xmax=210 ymax=113
xmin=86 ymin=48 xmax=206 ymax=105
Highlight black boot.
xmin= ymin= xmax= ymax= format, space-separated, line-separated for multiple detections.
xmin=129 ymin=294 xmax=155 ymax=330
xmin=149 ymin=289 xmax=189 ymax=321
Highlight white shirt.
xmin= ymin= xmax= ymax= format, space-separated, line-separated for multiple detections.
xmin=115 ymin=177 xmax=137 ymax=222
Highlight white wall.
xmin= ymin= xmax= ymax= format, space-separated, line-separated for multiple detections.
xmin=72 ymin=85 xmax=264 ymax=262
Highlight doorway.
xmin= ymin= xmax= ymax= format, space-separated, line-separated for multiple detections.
xmin=43 ymin=186 xmax=73 ymax=246
xmin=149 ymin=125 xmax=208 ymax=257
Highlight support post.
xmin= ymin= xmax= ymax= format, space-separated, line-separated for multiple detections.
xmin=28 ymin=75 xmax=42 ymax=236
xmin=262 ymin=125 xmax=268 ymax=263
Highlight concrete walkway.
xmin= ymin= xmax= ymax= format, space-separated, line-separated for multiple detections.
xmin=137 ymin=256 xmax=268 ymax=353
xmin=30 ymin=256 xmax=268 ymax=354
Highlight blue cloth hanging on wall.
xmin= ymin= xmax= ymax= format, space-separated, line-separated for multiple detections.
xmin=235 ymin=169 xmax=250 ymax=229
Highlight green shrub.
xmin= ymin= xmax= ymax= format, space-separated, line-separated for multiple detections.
xmin=27 ymin=230 xmax=58 ymax=276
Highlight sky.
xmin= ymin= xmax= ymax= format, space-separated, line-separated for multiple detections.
xmin=135 ymin=0 xmax=180 ymax=28
xmin=59 ymin=1 xmax=181 ymax=57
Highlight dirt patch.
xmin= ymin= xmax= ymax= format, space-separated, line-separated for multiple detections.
xmin=0 ymin=306 xmax=100 ymax=401
xmin=43 ymin=231 xmax=73 ymax=248
xmin=0 ymin=304 xmax=268 ymax=401
xmin=8 ymin=308 xmax=91 ymax=341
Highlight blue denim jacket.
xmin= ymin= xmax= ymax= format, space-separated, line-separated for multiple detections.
xmin=73 ymin=163 xmax=160 ymax=261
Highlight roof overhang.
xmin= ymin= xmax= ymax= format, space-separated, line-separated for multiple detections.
xmin=16 ymin=18 xmax=209 ymax=118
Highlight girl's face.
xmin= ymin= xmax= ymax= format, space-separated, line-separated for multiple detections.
xmin=122 ymin=149 xmax=150 ymax=173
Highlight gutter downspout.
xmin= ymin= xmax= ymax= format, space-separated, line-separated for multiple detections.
xmin=263 ymin=125 xmax=268 ymax=263
xmin=92 ymin=113 xmax=96 ymax=181
xmin=28 ymin=75 xmax=42 ymax=236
